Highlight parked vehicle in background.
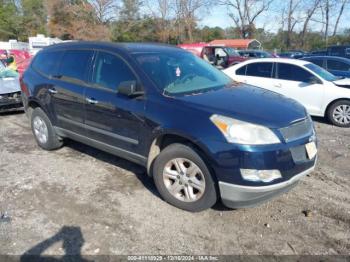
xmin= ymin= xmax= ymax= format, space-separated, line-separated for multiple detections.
xmin=278 ymin=51 xmax=306 ymax=59
xmin=327 ymin=45 xmax=350 ymax=59
xmin=0 ymin=49 xmax=32 ymax=76
xmin=178 ymin=43 xmax=246 ymax=68
xmin=302 ymin=56 xmax=350 ymax=78
xmin=0 ymin=61 xmax=22 ymax=112
xmin=309 ymin=50 xmax=327 ymax=56
xmin=238 ymin=50 xmax=275 ymax=58
xmin=224 ymin=58 xmax=350 ymax=127
xmin=21 ymin=42 xmax=317 ymax=211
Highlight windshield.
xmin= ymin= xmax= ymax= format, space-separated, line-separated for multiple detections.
xmin=305 ymin=63 xmax=339 ymax=82
xmin=133 ymin=51 xmax=233 ymax=95
xmin=224 ymin=48 xmax=240 ymax=57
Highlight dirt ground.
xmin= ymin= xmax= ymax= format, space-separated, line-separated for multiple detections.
xmin=0 ymin=111 xmax=349 ymax=257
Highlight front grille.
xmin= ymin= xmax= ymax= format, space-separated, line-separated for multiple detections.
xmin=279 ymin=118 xmax=313 ymax=143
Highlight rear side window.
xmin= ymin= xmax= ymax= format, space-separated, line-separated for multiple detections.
xmin=277 ymin=63 xmax=314 ymax=82
xmin=327 ymin=59 xmax=350 ymax=71
xmin=92 ymin=52 xmax=137 ymax=91
xmin=246 ymin=62 xmax=273 ymax=78
xmin=236 ymin=65 xmax=247 ymax=75
xmin=57 ymin=50 xmax=93 ymax=82
xmin=32 ymin=51 xmax=62 ymax=76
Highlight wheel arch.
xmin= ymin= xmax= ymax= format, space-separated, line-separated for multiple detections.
xmin=324 ymin=98 xmax=350 ymax=116
xmin=146 ymin=133 xmax=216 ymax=179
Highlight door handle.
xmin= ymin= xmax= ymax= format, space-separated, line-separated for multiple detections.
xmin=48 ymin=88 xmax=58 ymax=94
xmin=86 ymin=98 xmax=98 ymax=105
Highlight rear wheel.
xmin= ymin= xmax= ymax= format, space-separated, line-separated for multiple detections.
xmin=31 ymin=107 xmax=63 ymax=150
xmin=327 ymin=100 xmax=350 ymax=127
xmin=153 ymin=143 xmax=217 ymax=212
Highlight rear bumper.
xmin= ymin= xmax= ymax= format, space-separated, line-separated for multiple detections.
xmin=219 ymin=164 xmax=315 ymax=208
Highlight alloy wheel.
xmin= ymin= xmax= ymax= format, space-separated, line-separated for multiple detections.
xmin=162 ymin=158 xmax=206 ymax=202
xmin=333 ymin=105 xmax=350 ymax=125
xmin=33 ymin=116 xmax=49 ymax=144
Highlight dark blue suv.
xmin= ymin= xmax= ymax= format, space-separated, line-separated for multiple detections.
xmin=21 ymin=42 xmax=317 ymax=212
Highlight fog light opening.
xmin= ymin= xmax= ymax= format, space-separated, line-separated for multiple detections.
xmin=240 ymin=169 xmax=282 ymax=183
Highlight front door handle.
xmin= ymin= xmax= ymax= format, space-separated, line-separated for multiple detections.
xmin=274 ymin=83 xmax=282 ymax=88
xmin=86 ymin=98 xmax=98 ymax=105
xmin=48 ymin=88 xmax=58 ymax=94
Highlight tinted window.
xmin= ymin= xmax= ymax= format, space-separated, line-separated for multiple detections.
xmin=327 ymin=59 xmax=350 ymax=71
xmin=307 ymin=58 xmax=323 ymax=67
xmin=92 ymin=52 xmax=137 ymax=91
xmin=277 ymin=63 xmax=314 ymax=82
xmin=246 ymin=63 xmax=273 ymax=78
xmin=236 ymin=65 xmax=247 ymax=75
xmin=58 ymin=50 xmax=93 ymax=82
xmin=32 ymin=51 xmax=63 ymax=76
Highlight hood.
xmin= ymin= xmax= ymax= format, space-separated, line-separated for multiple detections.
xmin=175 ymin=84 xmax=307 ymax=129
xmin=333 ymin=78 xmax=350 ymax=88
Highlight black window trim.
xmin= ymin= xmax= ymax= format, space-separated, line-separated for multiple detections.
xmin=88 ymin=50 xmax=142 ymax=94
xmin=245 ymin=61 xmax=274 ymax=78
xmin=275 ymin=62 xmax=323 ymax=83
xmin=326 ymin=58 xmax=350 ymax=71
xmin=31 ymin=50 xmax=64 ymax=78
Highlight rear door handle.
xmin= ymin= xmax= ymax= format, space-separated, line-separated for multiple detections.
xmin=86 ymin=98 xmax=98 ymax=105
xmin=48 ymin=88 xmax=58 ymax=94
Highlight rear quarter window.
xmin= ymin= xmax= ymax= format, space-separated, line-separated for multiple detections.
xmin=236 ymin=65 xmax=247 ymax=75
xmin=31 ymin=51 xmax=63 ymax=76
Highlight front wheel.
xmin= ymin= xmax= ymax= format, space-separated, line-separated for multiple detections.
xmin=327 ymin=100 xmax=350 ymax=127
xmin=153 ymin=143 xmax=217 ymax=212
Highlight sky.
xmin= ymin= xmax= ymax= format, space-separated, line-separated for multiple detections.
xmin=198 ymin=2 xmax=350 ymax=34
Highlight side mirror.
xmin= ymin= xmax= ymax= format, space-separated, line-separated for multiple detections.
xmin=118 ymin=81 xmax=144 ymax=98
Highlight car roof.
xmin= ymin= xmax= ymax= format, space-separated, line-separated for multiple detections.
xmin=42 ymin=41 xmax=184 ymax=54
xmin=303 ymin=56 xmax=350 ymax=62
xmin=233 ymin=58 xmax=310 ymax=67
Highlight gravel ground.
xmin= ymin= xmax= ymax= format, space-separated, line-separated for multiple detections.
xmin=0 ymin=111 xmax=349 ymax=257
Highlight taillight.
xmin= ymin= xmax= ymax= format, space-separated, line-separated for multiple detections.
xmin=20 ymin=76 xmax=29 ymax=96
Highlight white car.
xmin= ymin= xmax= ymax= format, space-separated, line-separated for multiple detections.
xmin=224 ymin=58 xmax=350 ymax=127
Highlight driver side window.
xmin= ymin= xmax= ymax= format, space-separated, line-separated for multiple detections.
xmin=92 ymin=52 xmax=137 ymax=91
xmin=277 ymin=63 xmax=315 ymax=83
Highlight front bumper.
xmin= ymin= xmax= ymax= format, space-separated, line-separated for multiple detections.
xmin=219 ymin=163 xmax=315 ymax=208
xmin=0 ymin=92 xmax=23 ymax=112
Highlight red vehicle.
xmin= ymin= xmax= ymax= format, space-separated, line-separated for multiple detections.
xmin=178 ymin=43 xmax=247 ymax=68
xmin=0 ymin=49 xmax=32 ymax=76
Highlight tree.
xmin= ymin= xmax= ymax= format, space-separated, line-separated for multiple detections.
xmin=332 ymin=0 xmax=348 ymax=36
xmin=174 ymin=0 xmax=212 ymax=43
xmin=0 ymin=0 xmax=22 ymax=40
xmin=145 ymin=0 xmax=176 ymax=43
xmin=89 ymin=0 xmax=116 ymax=24
xmin=220 ymin=0 xmax=273 ymax=39
xmin=47 ymin=0 xmax=108 ymax=40
xmin=21 ymin=0 xmax=47 ymax=37
xmin=300 ymin=0 xmax=321 ymax=47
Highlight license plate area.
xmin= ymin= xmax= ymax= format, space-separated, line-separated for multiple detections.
xmin=305 ymin=142 xmax=317 ymax=160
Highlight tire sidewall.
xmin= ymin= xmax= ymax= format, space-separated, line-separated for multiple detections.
xmin=153 ymin=143 xmax=217 ymax=212
xmin=31 ymin=108 xmax=62 ymax=150
xmin=328 ymin=100 xmax=350 ymax=127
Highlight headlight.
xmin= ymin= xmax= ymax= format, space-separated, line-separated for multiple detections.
xmin=210 ymin=114 xmax=280 ymax=145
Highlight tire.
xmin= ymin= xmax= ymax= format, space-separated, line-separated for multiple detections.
xmin=31 ymin=107 xmax=63 ymax=150
xmin=327 ymin=100 xmax=350 ymax=127
xmin=153 ymin=143 xmax=217 ymax=212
